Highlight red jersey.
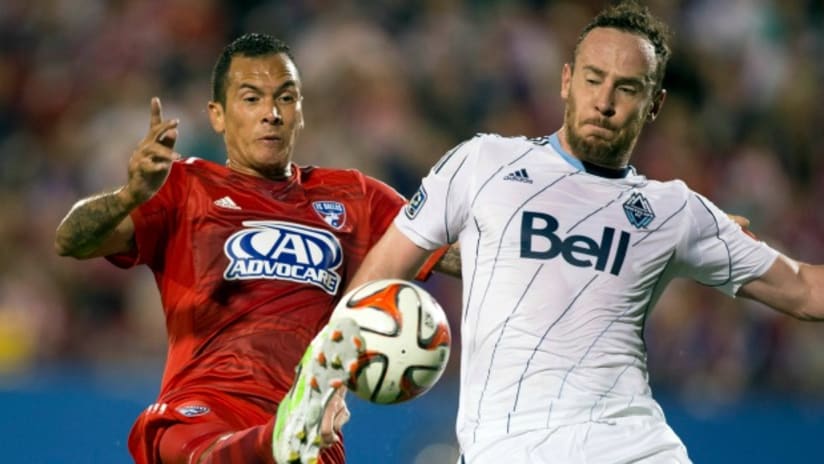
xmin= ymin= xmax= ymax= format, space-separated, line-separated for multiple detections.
xmin=108 ymin=158 xmax=404 ymax=408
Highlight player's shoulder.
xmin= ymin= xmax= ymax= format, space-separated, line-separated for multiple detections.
xmin=171 ymin=156 xmax=227 ymax=177
xmin=300 ymin=165 xmax=365 ymax=186
xmin=470 ymin=132 xmax=536 ymax=151
xmin=635 ymin=176 xmax=696 ymax=204
xmin=429 ymin=133 xmax=549 ymax=179
xmin=162 ymin=157 xmax=227 ymax=187
xmin=641 ymin=177 xmax=690 ymax=193
xmin=299 ymin=165 xmax=396 ymax=196
xmin=445 ymin=132 xmax=539 ymax=166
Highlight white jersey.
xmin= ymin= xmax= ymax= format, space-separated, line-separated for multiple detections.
xmin=394 ymin=133 xmax=778 ymax=456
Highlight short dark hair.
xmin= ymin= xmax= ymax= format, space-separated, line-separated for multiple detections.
xmin=574 ymin=1 xmax=672 ymax=92
xmin=211 ymin=33 xmax=295 ymax=105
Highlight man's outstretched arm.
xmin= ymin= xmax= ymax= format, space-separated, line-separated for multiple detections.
xmin=54 ymin=97 xmax=179 ymax=259
xmin=350 ymin=224 xmax=432 ymax=291
xmin=738 ymin=254 xmax=824 ymax=321
xmin=54 ymin=188 xmax=141 ymax=259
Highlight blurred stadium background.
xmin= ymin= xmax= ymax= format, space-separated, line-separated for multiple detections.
xmin=1 ymin=0 xmax=823 ymax=462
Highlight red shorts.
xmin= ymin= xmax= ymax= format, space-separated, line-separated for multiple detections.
xmin=128 ymin=391 xmax=345 ymax=464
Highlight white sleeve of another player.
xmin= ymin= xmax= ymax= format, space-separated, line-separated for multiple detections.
xmin=675 ymin=191 xmax=779 ymax=297
xmin=394 ymin=137 xmax=479 ymax=250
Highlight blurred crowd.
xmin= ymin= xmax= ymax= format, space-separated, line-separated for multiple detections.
xmin=2 ymin=0 xmax=824 ymax=412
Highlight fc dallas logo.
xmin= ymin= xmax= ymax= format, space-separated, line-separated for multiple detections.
xmin=312 ymin=201 xmax=346 ymax=229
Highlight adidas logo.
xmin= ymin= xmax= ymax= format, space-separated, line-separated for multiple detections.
xmin=214 ymin=196 xmax=241 ymax=210
xmin=503 ymin=168 xmax=533 ymax=184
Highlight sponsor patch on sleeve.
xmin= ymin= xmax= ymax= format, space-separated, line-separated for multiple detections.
xmin=405 ymin=185 xmax=427 ymax=219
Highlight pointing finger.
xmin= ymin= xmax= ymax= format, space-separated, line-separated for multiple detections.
xmin=150 ymin=97 xmax=163 ymax=128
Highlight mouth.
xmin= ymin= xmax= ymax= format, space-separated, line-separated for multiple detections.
xmin=583 ymin=122 xmax=615 ymax=137
xmin=258 ymin=135 xmax=283 ymax=145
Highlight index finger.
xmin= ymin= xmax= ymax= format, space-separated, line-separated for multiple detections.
xmin=150 ymin=97 xmax=163 ymax=127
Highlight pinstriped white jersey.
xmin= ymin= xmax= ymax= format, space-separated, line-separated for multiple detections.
xmin=394 ymin=133 xmax=778 ymax=452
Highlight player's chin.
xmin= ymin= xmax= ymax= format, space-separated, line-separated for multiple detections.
xmin=581 ymin=136 xmax=613 ymax=151
xmin=255 ymin=151 xmax=290 ymax=171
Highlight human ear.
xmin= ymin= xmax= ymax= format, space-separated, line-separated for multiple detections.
xmin=560 ymin=63 xmax=573 ymax=100
xmin=647 ymin=89 xmax=667 ymax=122
xmin=207 ymin=101 xmax=225 ymax=133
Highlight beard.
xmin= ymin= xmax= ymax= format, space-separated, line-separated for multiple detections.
xmin=564 ymin=93 xmax=645 ymax=168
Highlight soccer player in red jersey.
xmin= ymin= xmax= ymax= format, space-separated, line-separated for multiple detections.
xmin=54 ymin=33 xmax=446 ymax=464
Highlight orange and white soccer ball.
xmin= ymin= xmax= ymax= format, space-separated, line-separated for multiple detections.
xmin=331 ymin=279 xmax=451 ymax=404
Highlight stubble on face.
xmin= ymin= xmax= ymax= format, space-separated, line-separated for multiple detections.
xmin=564 ymin=88 xmax=646 ymax=169
xmin=219 ymin=54 xmax=304 ymax=180
xmin=560 ymin=27 xmax=662 ymax=169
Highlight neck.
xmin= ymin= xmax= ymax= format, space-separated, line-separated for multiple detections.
xmin=226 ymin=159 xmax=292 ymax=180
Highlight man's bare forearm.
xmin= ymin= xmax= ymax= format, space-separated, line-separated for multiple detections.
xmin=54 ymin=187 xmax=136 ymax=258
xmin=433 ymin=244 xmax=461 ymax=278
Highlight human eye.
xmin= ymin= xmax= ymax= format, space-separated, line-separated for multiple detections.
xmin=618 ymin=86 xmax=638 ymax=96
xmin=242 ymin=94 xmax=260 ymax=103
xmin=277 ymin=92 xmax=298 ymax=104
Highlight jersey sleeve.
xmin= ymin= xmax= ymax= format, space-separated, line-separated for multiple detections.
xmin=105 ymin=160 xmax=186 ymax=269
xmin=674 ymin=189 xmax=779 ymax=297
xmin=394 ymin=136 xmax=480 ymax=250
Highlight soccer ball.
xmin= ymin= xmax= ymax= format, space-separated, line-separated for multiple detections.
xmin=331 ymin=279 xmax=451 ymax=404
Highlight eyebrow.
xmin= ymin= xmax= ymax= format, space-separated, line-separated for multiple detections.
xmin=237 ymin=80 xmax=299 ymax=94
xmin=582 ymin=65 xmax=648 ymax=88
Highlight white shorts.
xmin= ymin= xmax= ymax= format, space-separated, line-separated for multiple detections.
xmin=461 ymin=416 xmax=691 ymax=464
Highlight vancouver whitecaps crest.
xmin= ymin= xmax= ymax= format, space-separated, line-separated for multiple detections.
xmin=223 ymin=221 xmax=343 ymax=294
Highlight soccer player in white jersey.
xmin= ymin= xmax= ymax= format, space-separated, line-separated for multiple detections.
xmin=346 ymin=1 xmax=824 ymax=463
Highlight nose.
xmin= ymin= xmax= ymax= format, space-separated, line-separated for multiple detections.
xmin=595 ymin=88 xmax=616 ymax=118
xmin=263 ymin=104 xmax=283 ymax=125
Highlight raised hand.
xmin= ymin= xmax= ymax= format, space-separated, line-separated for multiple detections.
xmin=123 ymin=97 xmax=180 ymax=206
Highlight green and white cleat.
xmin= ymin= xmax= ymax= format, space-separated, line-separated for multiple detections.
xmin=273 ymin=317 xmax=364 ymax=464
